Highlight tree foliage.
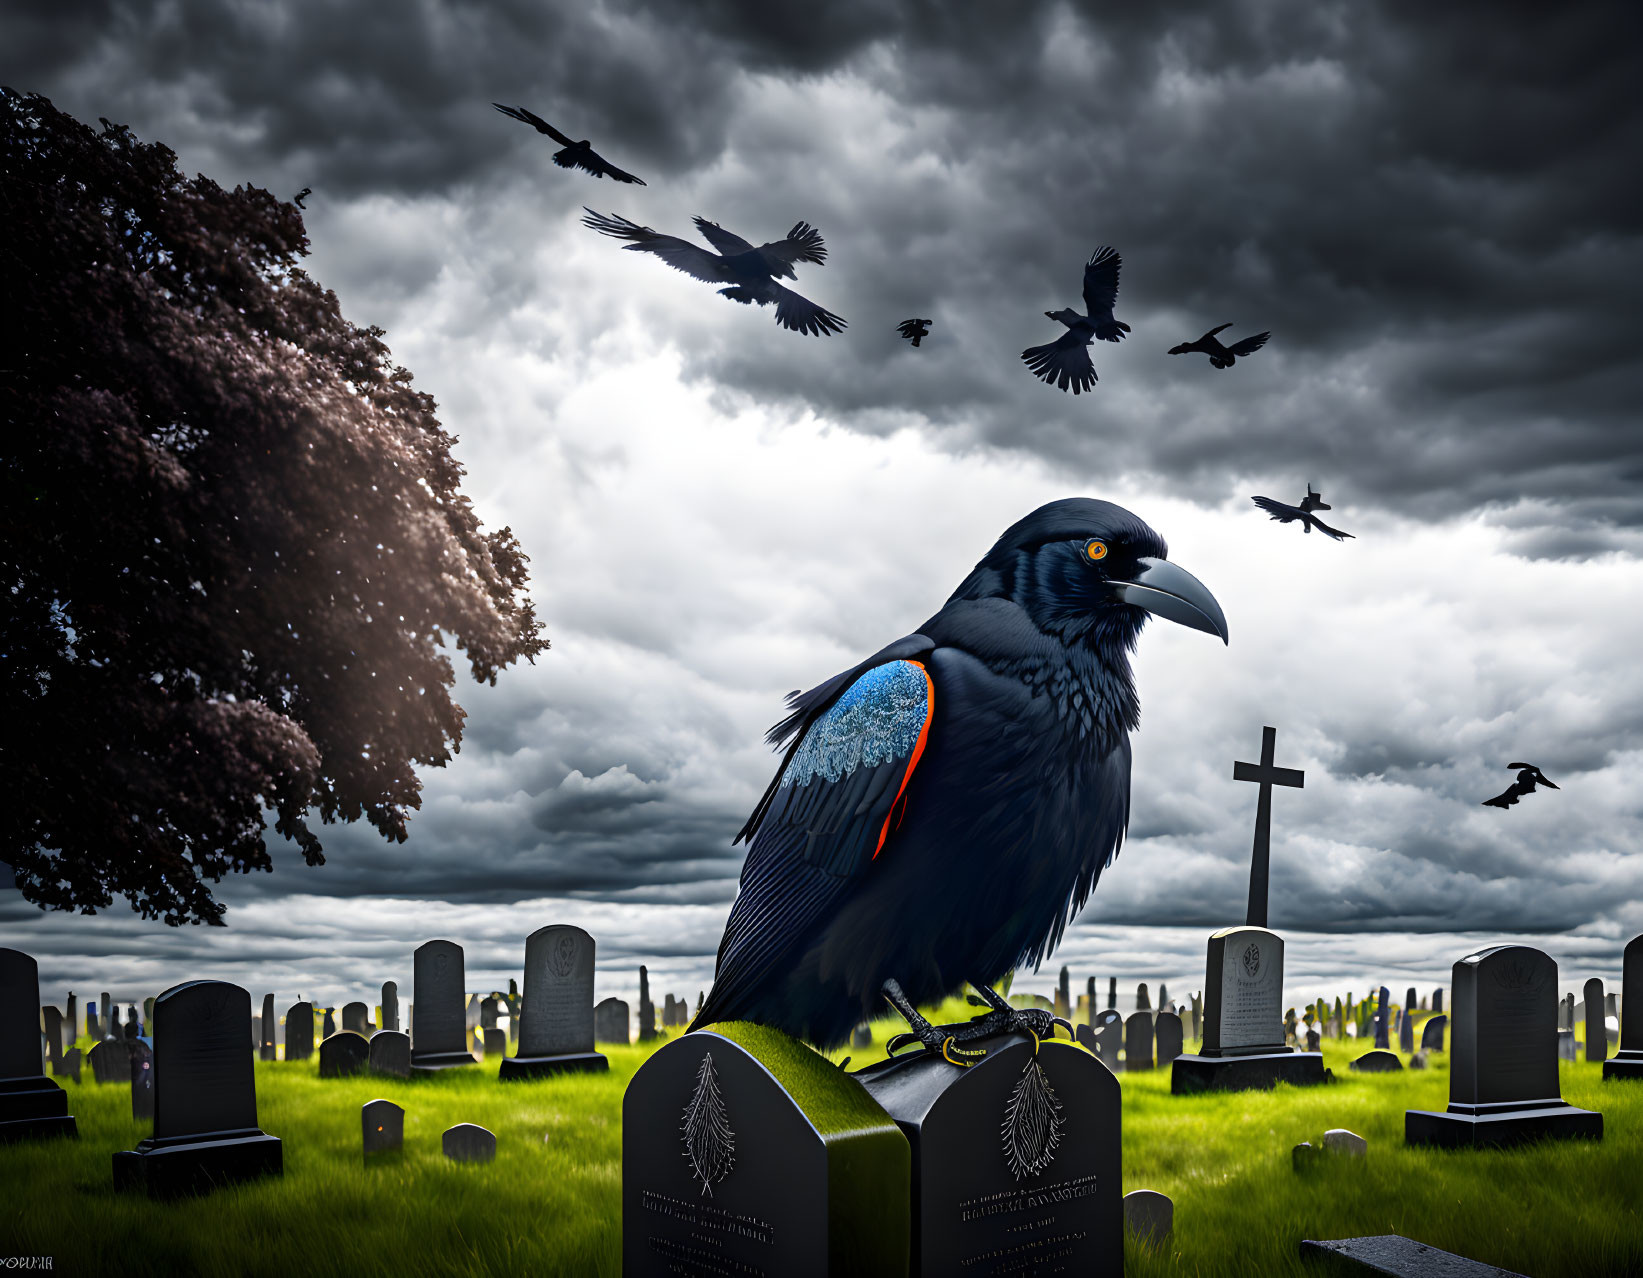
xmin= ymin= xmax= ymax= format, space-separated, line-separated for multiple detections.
xmin=0 ymin=90 xmax=547 ymax=925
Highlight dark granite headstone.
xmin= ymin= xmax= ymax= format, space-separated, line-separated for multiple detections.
xmin=638 ymin=965 xmax=656 ymax=1042
xmin=662 ymin=993 xmax=677 ymax=1029
xmin=1349 ymin=1050 xmax=1403 ymax=1073
xmin=86 ymin=1005 xmax=100 ymax=1040
xmin=1124 ymin=1011 xmax=1154 ymax=1071
xmin=594 ymin=997 xmax=630 ymax=1045
xmin=1583 ymin=977 xmax=1605 ymax=1062
xmin=1299 ymin=1234 xmax=1529 ymax=1276
xmin=381 ymin=981 xmax=399 ymax=1033
xmin=1604 ymin=933 xmax=1642 ymax=1081
xmin=858 ymin=1032 xmax=1120 ymax=1278
xmin=284 ymin=1002 xmax=314 ymax=1061
xmin=1155 ymin=1011 xmax=1184 ymax=1067
xmin=1172 ymin=926 xmax=1324 ymax=1094
xmin=65 ymin=994 xmax=77 ymax=1042
xmin=368 ymin=1030 xmax=411 ymax=1078
xmin=484 ymin=1028 xmax=506 ymax=1059
xmin=259 ymin=994 xmax=276 ymax=1061
xmin=1057 ymin=966 xmax=1071 ymax=1021
xmin=362 ymin=1098 xmax=403 ymax=1159
xmin=54 ymin=1047 xmax=81 ymax=1083
xmin=1400 ymin=994 xmax=1416 ymax=1053
xmin=1158 ymin=983 xmax=1170 ymax=1012
xmin=0 ymin=948 xmax=77 ymax=1143
xmin=89 ymin=1038 xmax=132 ymax=1084
xmin=1124 ymin=1188 xmax=1173 ymax=1248
xmin=480 ymin=995 xmax=499 ymax=1031
xmin=1407 ymin=945 xmax=1601 ymax=1149
xmin=319 ymin=1031 xmax=370 ymax=1079
xmin=500 ymin=924 xmax=608 ymax=1080
xmin=1373 ymin=987 xmax=1391 ymax=1049
xmin=1076 ymin=1010 xmax=1123 ymax=1075
xmin=322 ymin=1008 xmax=336 ymax=1039
xmin=442 ymin=1122 xmax=496 ymax=1163
xmin=131 ymin=1038 xmax=155 ymax=1121
xmin=1136 ymin=982 xmax=1151 ymax=1012
xmin=1306 ymin=1027 xmax=1322 ymax=1053
xmin=1108 ymin=977 xmax=1117 ymax=1010
xmin=411 ymin=939 xmax=477 ymax=1072
xmin=342 ymin=1002 xmax=371 ymax=1036
xmin=1421 ymin=1015 xmax=1448 ymax=1053
xmin=109 ymin=1004 xmax=122 ymax=1039
xmin=100 ymin=992 xmax=112 ymax=1036
xmin=112 ymin=981 xmax=281 ymax=1196
xmin=625 ymin=1021 xmax=909 ymax=1278
xmin=41 ymin=1006 xmax=62 ymax=1066
xmin=1086 ymin=977 xmax=1097 ymax=1027
xmin=1560 ymin=992 xmax=1574 ymax=1031
xmin=1433 ymin=989 xmax=1444 ymax=1015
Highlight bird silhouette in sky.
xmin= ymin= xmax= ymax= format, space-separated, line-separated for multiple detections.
xmin=1020 ymin=246 xmax=1129 ymax=394
xmin=1251 ymin=486 xmax=1355 ymax=540
xmin=1169 ymin=323 xmax=1270 ymax=368
xmin=1482 ymin=763 xmax=1560 ymax=809
xmin=897 ymin=318 xmax=933 ymax=347
xmin=582 ymin=209 xmax=846 ymax=335
xmin=692 ymin=498 xmax=1227 ymax=1051
xmin=494 ymin=103 xmax=646 ymax=184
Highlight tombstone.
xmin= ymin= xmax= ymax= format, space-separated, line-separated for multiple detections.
xmin=1135 ymin=982 xmax=1151 ymax=1013
xmin=0 ymin=949 xmax=78 ymax=1142
xmin=1333 ymin=997 xmax=1344 ymax=1039
xmin=1433 ymin=988 xmax=1444 ymax=1015
xmin=109 ymin=1004 xmax=123 ymax=1039
xmin=65 ymin=994 xmax=77 ymax=1043
xmin=500 ymin=925 xmax=608 ymax=1080
xmin=127 ymin=1003 xmax=140 ymax=1035
xmin=1124 ymin=1011 xmax=1154 ymax=1071
xmin=1406 ymin=945 xmax=1601 ymax=1149
xmin=130 ymin=1038 xmax=155 ymax=1121
xmin=850 ymin=1022 xmax=873 ymax=1050
xmin=1056 ymin=966 xmax=1071 ymax=1021
xmin=322 ymin=1008 xmax=336 ymax=1039
xmin=1107 ymin=977 xmax=1117 ymax=1010
xmin=1124 ymin=1189 xmax=1173 ymax=1248
xmin=112 ymin=982 xmax=282 ymax=1195
xmin=1085 ymin=977 xmax=1097 ymax=1027
xmin=284 ymin=1002 xmax=314 ymax=1061
xmin=1558 ymin=1029 xmax=1578 ymax=1062
xmin=624 ymin=1021 xmax=909 ymax=1276
xmin=380 ymin=981 xmax=399 ymax=1033
xmin=342 ymin=1002 xmax=371 ymax=1036
xmin=319 ymin=1031 xmax=370 ymax=1079
xmin=89 ymin=1038 xmax=133 ymax=1084
xmin=508 ymin=980 xmax=520 ymax=1040
xmin=484 ymin=1028 xmax=506 ymax=1060
xmin=637 ymin=965 xmax=656 ymax=1042
xmin=1076 ymin=1009 xmax=1124 ymax=1076
xmin=1350 ymin=1049 xmax=1403 ymax=1072
xmin=1190 ymin=992 xmax=1203 ymax=1040
xmin=41 ymin=1006 xmax=63 ymax=1066
xmin=1604 ymin=933 xmax=1643 ymax=1081
xmin=594 ymin=997 xmax=630 ymax=1045
xmin=1583 ymin=978 xmax=1605 ymax=1062
xmin=857 ymin=1029 xmax=1120 ymax=1277
xmin=663 ymin=993 xmax=677 ymax=1029
xmin=1561 ymin=991 xmax=1575 ymax=1031
xmin=258 ymin=994 xmax=276 ymax=1061
xmin=100 ymin=992 xmax=112 ymax=1035
xmin=1422 ymin=1015 xmax=1448 ymax=1053
xmin=368 ymin=1030 xmax=411 ymax=1078
xmin=55 ymin=1047 xmax=81 ymax=1084
xmin=1155 ymin=1011 xmax=1184 ymax=1067
xmin=362 ymin=1098 xmax=403 ymax=1159
xmin=1158 ymin=983 xmax=1170 ymax=1012
xmin=1172 ymin=926 xmax=1324 ymax=1094
xmin=1373 ymin=986 xmax=1392 ymax=1050
xmin=443 ymin=1122 xmax=496 ymax=1164
xmin=1300 ymin=1236 xmax=1532 ymax=1276
xmin=477 ymin=995 xmax=497 ymax=1032
xmin=411 ymin=940 xmax=477 ymax=1072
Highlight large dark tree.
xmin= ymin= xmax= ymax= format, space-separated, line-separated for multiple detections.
xmin=1 ymin=90 xmax=547 ymax=925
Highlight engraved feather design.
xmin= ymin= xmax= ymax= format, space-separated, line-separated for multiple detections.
xmin=1002 ymin=1056 xmax=1065 ymax=1180
xmin=681 ymin=1051 xmax=736 ymax=1195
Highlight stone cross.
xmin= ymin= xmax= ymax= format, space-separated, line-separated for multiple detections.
xmin=1232 ymin=725 xmax=1304 ymax=929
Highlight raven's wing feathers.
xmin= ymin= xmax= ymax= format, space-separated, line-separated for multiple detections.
xmin=759 ymin=221 xmax=828 ymax=272
xmin=1229 ymin=330 xmax=1270 ymax=357
xmin=693 ymin=217 xmax=758 ymax=258
xmin=1021 ymin=330 xmax=1097 ymax=394
xmin=770 ymin=282 xmax=847 ymax=335
xmin=579 ymin=152 xmax=645 ymax=184
xmin=493 ymin=103 xmax=574 ymax=147
xmin=581 ymin=210 xmax=730 ymax=283
xmin=1081 ymin=246 xmax=1122 ymax=318
xmin=1252 ymin=496 xmax=1305 ymax=523
xmin=1308 ymin=514 xmax=1355 ymax=541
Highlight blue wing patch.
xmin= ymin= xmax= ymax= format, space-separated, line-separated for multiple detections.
xmin=780 ymin=660 xmax=930 ymax=788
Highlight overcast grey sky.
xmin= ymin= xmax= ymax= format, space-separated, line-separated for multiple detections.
xmin=4 ymin=0 xmax=1640 ymax=1021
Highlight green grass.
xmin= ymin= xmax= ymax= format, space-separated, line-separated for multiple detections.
xmin=4 ymin=1018 xmax=1639 ymax=1277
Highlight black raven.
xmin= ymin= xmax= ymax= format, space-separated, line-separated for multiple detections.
xmin=1482 ymin=763 xmax=1559 ymax=809
xmin=1020 ymin=246 xmax=1129 ymax=394
xmin=1251 ymin=487 xmax=1355 ymax=540
xmin=1169 ymin=323 xmax=1270 ymax=368
xmin=897 ymin=318 xmax=933 ymax=348
xmin=694 ymin=498 xmax=1227 ymax=1051
xmin=581 ymin=209 xmax=846 ymax=336
xmin=494 ymin=103 xmax=646 ymax=185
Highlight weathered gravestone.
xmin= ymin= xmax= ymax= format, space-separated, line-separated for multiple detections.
xmin=480 ymin=995 xmax=499 ymax=1032
xmin=112 ymin=981 xmax=282 ymax=1195
xmin=1124 ymin=1188 xmax=1173 ymax=1248
xmin=42 ymin=1006 xmax=62 ymax=1066
xmin=368 ymin=1030 xmax=411 ymax=1078
xmin=662 ymin=993 xmax=677 ymax=1029
xmin=86 ymin=1004 xmax=99 ymax=1040
xmin=857 ymin=1031 xmax=1121 ymax=1278
xmin=1086 ymin=977 xmax=1097 ymax=1027
xmin=131 ymin=1038 xmax=154 ymax=1121
xmin=1125 ymin=1010 xmax=1154 ymax=1071
xmin=1373 ymin=986 xmax=1391 ymax=1049
xmin=319 ymin=1031 xmax=370 ymax=1079
xmin=1421 ymin=1015 xmax=1448 ymax=1053
xmin=1433 ymin=988 xmax=1444 ymax=1015
xmin=65 ymin=994 xmax=76 ymax=1043
xmin=89 ymin=1038 xmax=133 ymax=1084
xmin=638 ymin=967 xmax=657 ymax=1044
xmin=1155 ymin=1011 xmax=1184 ymax=1067
xmin=1299 ymin=1234 xmax=1531 ymax=1277
xmin=1305 ymin=1027 xmax=1322 ymax=1052
xmin=100 ymin=992 xmax=112 ymax=1035
xmin=1583 ymin=977 xmax=1606 ymax=1062
xmin=322 ymin=1007 xmax=336 ymax=1039
xmin=1108 ymin=977 xmax=1117 ymax=1010
xmin=443 ymin=1122 xmax=496 ymax=1163
xmin=411 ymin=939 xmax=477 ymax=1072
xmin=484 ymin=1028 xmax=506 ymax=1059
xmin=342 ymin=1002 xmax=371 ymax=1036
xmin=1056 ymin=966 xmax=1071 ymax=1021
xmin=381 ymin=981 xmax=399 ymax=1033
xmin=1406 ymin=945 xmax=1602 ymax=1149
xmin=1400 ymin=989 xmax=1417 ymax=1052
xmin=362 ymin=1098 xmax=404 ymax=1159
xmin=500 ymin=924 xmax=608 ymax=1080
xmin=0 ymin=948 xmax=78 ymax=1143
xmin=55 ymin=1047 xmax=81 ymax=1083
xmin=1172 ymin=926 xmax=1324 ymax=1093
xmin=1076 ymin=1009 xmax=1123 ymax=1075
xmin=625 ymin=1021 xmax=909 ymax=1278
xmin=1603 ymin=932 xmax=1642 ymax=1082
xmin=1136 ymin=982 xmax=1151 ymax=1014
xmin=260 ymin=994 xmax=277 ymax=1061
xmin=594 ymin=997 xmax=630 ymax=1045
xmin=284 ymin=1001 xmax=314 ymax=1062
xmin=1351 ymin=1049 xmax=1404 ymax=1073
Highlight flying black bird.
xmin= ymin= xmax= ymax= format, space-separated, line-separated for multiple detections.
xmin=1482 ymin=763 xmax=1559 ymax=809
xmin=1168 ymin=323 xmax=1270 ymax=368
xmin=693 ymin=498 xmax=1228 ymax=1051
xmin=494 ymin=103 xmax=646 ymax=184
xmin=897 ymin=318 xmax=933 ymax=348
xmin=1020 ymin=247 xmax=1129 ymax=394
xmin=581 ymin=209 xmax=846 ymax=335
xmin=1251 ymin=486 xmax=1355 ymax=541
xmin=293 ymin=187 xmax=311 ymax=209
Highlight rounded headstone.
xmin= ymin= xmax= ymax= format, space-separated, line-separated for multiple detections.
xmin=1322 ymin=1128 xmax=1367 ymax=1157
xmin=442 ymin=1122 xmax=495 ymax=1163
xmin=362 ymin=1099 xmax=404 ymax=1157
xmin=319 ymin=1031 xmax=370 ymax=1079
xmin=1124 ymin=1188 xmax=1173 ymax=1246
xmin=368 ymin=1030 xmax=411 ymax=1078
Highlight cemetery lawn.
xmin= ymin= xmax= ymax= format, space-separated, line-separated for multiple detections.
xmin=3 ymin=1015 xmax=1638 ymax=1278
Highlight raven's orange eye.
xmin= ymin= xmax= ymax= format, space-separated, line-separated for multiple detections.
xmin=1084 ymin=540 xmax=1108 ymax=561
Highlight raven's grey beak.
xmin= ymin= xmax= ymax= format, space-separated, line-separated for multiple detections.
xmin=1112 ymin=557 xmax=1228 ymax=644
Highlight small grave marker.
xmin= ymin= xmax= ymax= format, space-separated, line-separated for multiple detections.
xmin=442 ymin=1122 xmax=496 ymax=1164
xmin=362 ymin=1099 xmax=404 ymax=1158
xmin=368 ymin=1030 xmax=411 ymax=1078
xmin=319 ymin=1031 xmax=370 ymax=1079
